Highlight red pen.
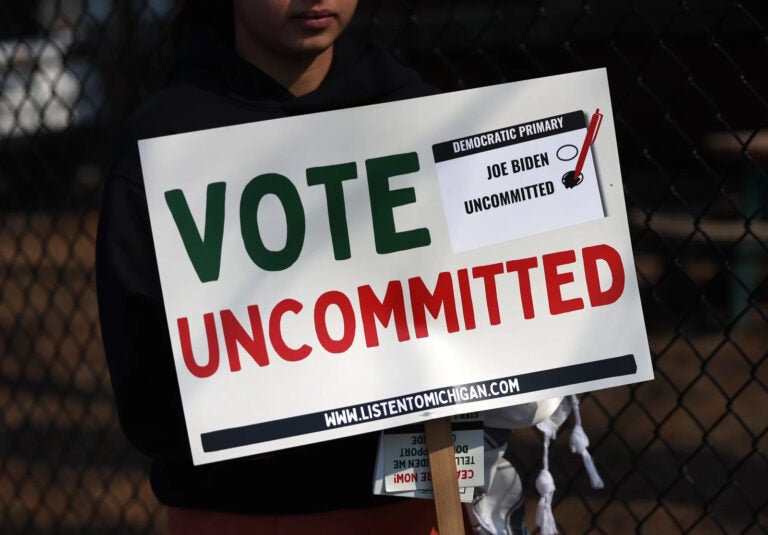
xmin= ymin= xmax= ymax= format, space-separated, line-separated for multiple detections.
xmin=573 ymin=108 xmax=603 ymax=180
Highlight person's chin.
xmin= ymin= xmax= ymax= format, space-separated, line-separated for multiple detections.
xmin=291 ymin=35 xmax=337 ymax=57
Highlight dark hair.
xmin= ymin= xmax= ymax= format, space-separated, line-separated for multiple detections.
xmin=172 ymin=0 xmax=235 ymax=45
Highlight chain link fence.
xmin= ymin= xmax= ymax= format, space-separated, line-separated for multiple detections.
xmin=1 ymin=1 xmax=765 ymax=533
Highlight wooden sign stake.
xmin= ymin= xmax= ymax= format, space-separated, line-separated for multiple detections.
xmin=425 ymin=417 xmax=465 ymax=535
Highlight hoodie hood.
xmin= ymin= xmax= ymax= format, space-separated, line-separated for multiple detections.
xmin=171 ymin=26 xmax=436 ymax=114
xmin=114 ymin=26 xmax=437 ymax=180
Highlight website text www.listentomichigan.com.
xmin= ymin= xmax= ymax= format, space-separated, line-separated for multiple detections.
xmin=322 ymin=378 xmax=520 ymax=428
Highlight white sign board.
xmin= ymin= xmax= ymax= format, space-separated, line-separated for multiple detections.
xmin=139 ymin=68 xmax=653 ymax=465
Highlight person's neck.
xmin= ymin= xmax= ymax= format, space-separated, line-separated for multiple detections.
xmin=236 ymin=40 xmax=334 ymax=97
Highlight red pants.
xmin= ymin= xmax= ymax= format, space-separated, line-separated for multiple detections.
xmin=168 ymin=499 xmax=473 ymax=534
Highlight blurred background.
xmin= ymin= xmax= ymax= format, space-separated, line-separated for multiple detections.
xmin=0 ymin=0 xmax=765 ymax=533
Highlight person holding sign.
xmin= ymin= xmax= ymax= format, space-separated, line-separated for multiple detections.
xmin=96 ymin=0 xmax=460 ymax=533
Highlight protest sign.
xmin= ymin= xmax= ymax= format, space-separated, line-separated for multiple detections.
xmin=139 ymin=68 xmax=653 ymax=465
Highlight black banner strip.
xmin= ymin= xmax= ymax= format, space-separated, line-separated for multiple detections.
xmin=201 ymin=354 xmax=636 ymax=452
xmin=431 ymin=110 xmax=585 ymax=163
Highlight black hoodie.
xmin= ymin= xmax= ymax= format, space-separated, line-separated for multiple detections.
xmin=96 ymin=28 xmax=437 ymax=513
